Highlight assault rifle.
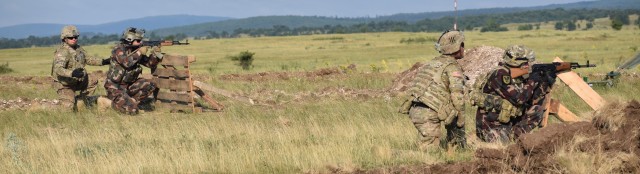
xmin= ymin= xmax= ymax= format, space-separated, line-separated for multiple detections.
xmin=510 ymin=61 xmax=596 ymax=83
xmin=141 ymin=40 xmax=190 ymax=47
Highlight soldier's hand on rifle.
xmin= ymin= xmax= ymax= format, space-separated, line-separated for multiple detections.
xmin=71 ymin=68 xmax=85 ymax=78
xmin=151 ymin=46 xmax=163 ymax=60
xmin=137 ymin=46 xmax=149 ymax=55
xmin=101 ymin=58 xmax=110 ymax=65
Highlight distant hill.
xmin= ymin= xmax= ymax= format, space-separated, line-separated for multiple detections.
xmin=0 ymin=15 xmax=231 ymax=39
xmin=151 ymin=16 xmax=372 ymax=37
xmin=3 ymin=0 xmax=639 ymax=39
xmin=377 ymin=0 xmax=640 ymax=22
xmin=151 ymin=0 xmax=640 ymax=37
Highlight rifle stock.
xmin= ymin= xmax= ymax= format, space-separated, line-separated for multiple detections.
xmin=509 ymin=67 xmax=529 ymax=78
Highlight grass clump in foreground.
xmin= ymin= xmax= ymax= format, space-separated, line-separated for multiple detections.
xmin=0 ymin=62 xmax=14 ymax=74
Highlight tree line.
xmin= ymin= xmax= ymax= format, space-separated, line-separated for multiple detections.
xmin=1 ymin=8 xmax=639 ymax=49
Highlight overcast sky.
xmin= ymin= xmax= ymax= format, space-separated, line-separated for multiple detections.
xmin=0 ymin=0 xmax=591 ymax=27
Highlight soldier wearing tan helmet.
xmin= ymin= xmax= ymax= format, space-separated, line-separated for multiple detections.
xmin=103 ymin=27 xmax=163 ymax=115
xmin=399 ymin=30 xmax=467 ymax=150
xmin=51 ymin=25 xmax=110 ymax=111
xmin=472 ymin=45 xmax=550 ymax=143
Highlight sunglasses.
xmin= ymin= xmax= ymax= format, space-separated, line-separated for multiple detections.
xmin=66 ymin=36 xmax=78 ymax=40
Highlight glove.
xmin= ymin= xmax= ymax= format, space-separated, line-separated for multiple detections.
xmin=151 ymin=46 xmax=163 ymax=60
xmin=101 ymin=58 xmax=110 ymax=65
xmin=138 ymin=46 xmax=149 ymax=55
xmin=71 ymin=68 xmax=85 ymax=78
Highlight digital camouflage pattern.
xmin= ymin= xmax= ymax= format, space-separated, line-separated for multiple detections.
xmin=105 ymin=43 xmax=161 ymax=115
xmin=435 ymin=30 xmax=465 ymax=54
xmin=406 ymin=54 xmax=466 ymax=149
xmin=51 ymin=42 xmax=104 ymax=109
xmin=60 ymin=25 xmax=79 ymax=40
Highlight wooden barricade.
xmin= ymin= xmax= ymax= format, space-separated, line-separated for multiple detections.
xmin=152 ymin=54 xmax=224 ymax=113
xmin=540 ymin=57 xmax=606 ymax=127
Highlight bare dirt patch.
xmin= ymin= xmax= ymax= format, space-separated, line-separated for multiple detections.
xmin=219 ymin=67 xmax=346 ymax=82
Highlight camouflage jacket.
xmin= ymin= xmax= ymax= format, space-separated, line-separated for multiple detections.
xmin=408 ymin=55 xmax=466 ymax=116
xmin=51 ymin=43 xmax=103 ymax=85
xmin=106 ymin=43 xmax=161 ymax=85
xmin=478 ymin=66 xmax=537 ymax=118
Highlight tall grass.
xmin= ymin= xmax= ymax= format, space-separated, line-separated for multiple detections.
xmin=0 ymin=21 xmax=639 ymax=172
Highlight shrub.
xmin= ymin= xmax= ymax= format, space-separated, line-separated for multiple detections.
xmin=0 ymin=62 xmax=14 ymax=74
xmin=228 ymin=51 xmax=255 ymax=70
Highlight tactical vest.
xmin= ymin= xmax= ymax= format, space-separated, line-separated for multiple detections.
xmin=408 ymin=55 xmax=458 ymax=112
xmin=51 ymin=44 xmax=87 ymax=85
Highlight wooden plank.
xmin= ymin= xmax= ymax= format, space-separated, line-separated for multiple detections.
xmin=553 ymin=57 xmax=606 ymax=110
xmin=153 ymin=78 xmax=192 ymax=91
xmin=194 ymin=89 xmax=225 ymax=111
xmin=160 ymin=54 xmax=195 ymax=66
xmin=157 ymin=91 xmax=192 ymax=103
xmin=152 ymin=69 xmax=190 ymax=78
xmin=549 ymin=99 xmax=560 ymax=114
xmin=193 ymin=80 xmax=255 ymax=105
xmin=540 ymin=96 xmax=553 ymax=127
xmin=554 ymin=103 xmax=581 ymax=122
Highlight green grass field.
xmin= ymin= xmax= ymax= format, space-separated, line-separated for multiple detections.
xmin=1 ymin=20 xmax=640 ymax=173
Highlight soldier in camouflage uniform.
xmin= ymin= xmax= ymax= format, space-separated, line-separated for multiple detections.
xmin=399 ymin=30 xmax=467 ymax=150
xmin=51 ymin=25 xmax=110 ymax=110
xmin=471 ymin=45 xmax=552 ymax=143
xmin=104 ymin=27 xmax=163 ymax=115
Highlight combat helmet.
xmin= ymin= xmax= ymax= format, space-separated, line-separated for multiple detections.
xmin=435 ymin=30 xmax=465 ymax=54
xmin=503 ymin=45 xmax=535 ymax=67
xmin=60 ymin=25 xmax=79 ymax=40
xmin=121 ymin=27 xmax=145 ymax=43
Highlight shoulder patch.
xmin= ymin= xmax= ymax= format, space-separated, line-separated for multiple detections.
xmin=502 ymin=75 xmax=511 ymax=85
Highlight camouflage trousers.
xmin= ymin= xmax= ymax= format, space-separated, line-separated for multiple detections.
xmin=104 ymin=78 xmax=156 ymax=115
xmin=409 ymin=102 xmax=465 ymax=150
xmin=511 ymin=105 xmax=544 ymax=138
xmin=52 ymin=74 xmax=98 ymax=110
xmin=476 ymin=105 xmax=544 ymax=143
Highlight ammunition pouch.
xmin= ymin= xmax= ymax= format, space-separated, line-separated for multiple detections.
xmin=497 ymin=100 xmax=523 ymax=123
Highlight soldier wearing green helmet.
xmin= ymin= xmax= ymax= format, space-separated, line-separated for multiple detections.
xmin=399 ymin=30 xmax=467 ymax=150
xmin=472 ymin=45 xmax=551 ymax=143
xmin=51 ymin=25 xmax=110 ymax=111
xmin=103 ymin=27 xmax=163 ymax=115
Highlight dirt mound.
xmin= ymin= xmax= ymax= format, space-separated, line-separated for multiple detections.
xmin=219 ymin=67 xmax=345 ymax=81
xmin=388 ymin=62 xmax=424 ymax=93
xmin=0 ymin=75 xmax=52 ymax=85
xmin=457 ymin=45 xmax=504 ymax=87
xmin=356 ymin=100 xmax=640 ymax=173
xmin=389 ymin=46 xmax=504 ymax=93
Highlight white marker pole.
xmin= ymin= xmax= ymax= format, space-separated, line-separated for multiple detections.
xmin=454 ymin=0 xmax=458 ymax=30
